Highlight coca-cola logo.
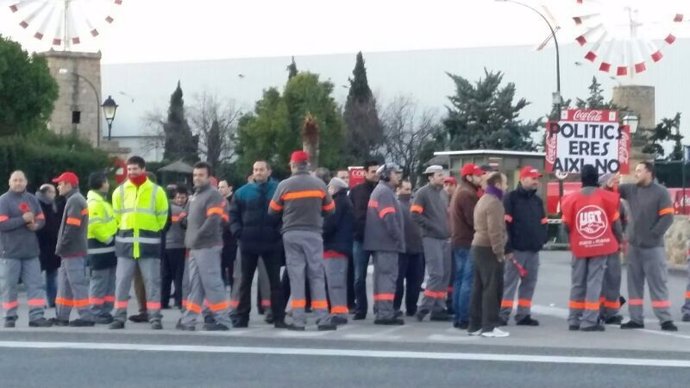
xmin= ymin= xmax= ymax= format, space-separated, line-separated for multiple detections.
xmin=545 ymin=131 xmax=557 ymax=164
xmin=618 ymin=130 xmax=630 ymax=165
xmin=350 ymin=169 xmax=366 ymax=177
xmin=573 ymin=110 xmax=603 ymax=122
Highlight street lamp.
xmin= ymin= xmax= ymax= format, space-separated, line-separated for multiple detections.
xmin=496 ymin=0 xmax=562 ymax=109
xmin=101 ymin=95 xmax=118 ymax=140
xmin=58 ymin=68 xmax=102 ymax=148
xmin=622 ymin=113 xmax=639 ymax=134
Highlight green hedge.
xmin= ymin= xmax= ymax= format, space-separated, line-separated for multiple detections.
xmin=0 ymin=131 xmax=110 ymax=193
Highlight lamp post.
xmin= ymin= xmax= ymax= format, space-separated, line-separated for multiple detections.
xmin=101 ymin=95 xmax=118 ymax=140
xmin=58 ymin=68 xmax=102 ymax=148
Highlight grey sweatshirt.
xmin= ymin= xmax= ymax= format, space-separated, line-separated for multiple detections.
xmin=411 ymin=183 xmax=450 ymax=239
xmin=269 ymin=170 xmax=335 ymax=234
xmin=185 ymin=184 xmax=227 ymax=250
xmin=0 ymin=190 xmax=45 ymax=259
xmin=363 ymin=181 xmax=405 ymax=253
xmin=56 ymin=189 xmax=88 ymax=258
xmin=166 ymin=204 xmax=186 ymax=249
xmin=619 ymin=182 xmax=674 ymax=248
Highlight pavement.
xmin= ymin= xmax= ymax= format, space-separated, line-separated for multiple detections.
xmin=1 ymin=251 xmax=690 ymax=387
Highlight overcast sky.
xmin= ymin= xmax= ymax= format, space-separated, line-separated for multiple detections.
xmin=0 ymin=0 xmax=688 ymax=64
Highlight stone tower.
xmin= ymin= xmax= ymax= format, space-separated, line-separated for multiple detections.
xmin=612 ymin=85 xmax=655 ymax=166
xmin=39 ymin=50 xmax=102 ymax=147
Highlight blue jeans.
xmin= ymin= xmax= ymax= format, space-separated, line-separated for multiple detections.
xmin=352 ymin=240 xmax=371 ymax=315
xmin=45 ymin=269 xmax=58 ymax=307
xmin=452 ymin=248 xmax=474 ymax=323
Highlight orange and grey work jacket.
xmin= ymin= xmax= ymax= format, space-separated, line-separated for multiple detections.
xmin=268 ymin=169 xmax=335 ymax=234
xmin=363 ymin=181 xmax=405 ymax=253
xmin=55 ymin=189 xmax=88 ymax=258
xmin=184 ymin=183 xmax=228 ymax=250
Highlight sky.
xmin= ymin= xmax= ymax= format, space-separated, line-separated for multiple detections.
xmin=0 ymin=0 xmax=687 ymax=64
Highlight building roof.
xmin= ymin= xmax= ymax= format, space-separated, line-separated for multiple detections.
xmin=158 ymin=160 xmax=193 ymax=174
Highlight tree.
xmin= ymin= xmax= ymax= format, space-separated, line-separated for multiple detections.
xmin=342 ymin=52 xmax=384 ymax=164
xmin=0 ymin=36 xmax=58 ymax=136
xmin=287 ymin=56 xmax=298 ymax=80
xmin=162 ymin=81 xmax=198 ymax=163
xmin=443 ymin=69 xmax=538 ymax=151
xmin=189 ymin=92 xmax=240 ymax=169
xmin=643 ymin=113 xmax=682 ymax=160
xmin=381 ymin=95 xmax=439 ymax=185
xmin=236 ymin=72 xmax=345 ymax=178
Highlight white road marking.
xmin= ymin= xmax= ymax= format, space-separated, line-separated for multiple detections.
xmin=0 ymin=340 xmax=689 ymax=367
xmin=427 ymin=334 xmax=479 ymax=342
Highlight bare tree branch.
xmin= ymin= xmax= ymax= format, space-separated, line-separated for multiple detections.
xmin=189 ymin=92 xmax=241 ymax=168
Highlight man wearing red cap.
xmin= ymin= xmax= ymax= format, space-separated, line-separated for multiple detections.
xmin=499 ymin=165 xmax=548 ymax=327
xmin=52 ymin=171 xmax=95 ymax=326
xmin=449 ymin=163 xmax=484 ymax=329
xmin=269 ymin=150 xmax=337 ymax=330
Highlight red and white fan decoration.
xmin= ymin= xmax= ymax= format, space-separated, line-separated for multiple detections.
xmin=5 ymin=0 xmax=122 ymax=49
xmin=572 ymin=0 xmax=684 ymax=76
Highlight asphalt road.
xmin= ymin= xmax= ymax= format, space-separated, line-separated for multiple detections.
xmin=1 ymin=251 xmax=690 ymax=387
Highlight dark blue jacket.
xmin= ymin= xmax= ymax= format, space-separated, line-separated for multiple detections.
xmin=504 ymin=183 xmax=548 ymax=253
xmin=229 ymin=179 xmax=282 ymax=254
xmin=323 ymin=190 xmax=354 ymax=256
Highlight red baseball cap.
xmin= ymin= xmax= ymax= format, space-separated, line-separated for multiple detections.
xmin=519 ymin=166 xmax=542 ymax=179
xmin=290 ymin=150 xmax=309 ymax=163
xmin=52 ymin=171 xmax=79 ymax=186
xmin=460 ymin=163 xmax=483 ymax=177
xmin=443 ymin=176 xmax=457 ymax=185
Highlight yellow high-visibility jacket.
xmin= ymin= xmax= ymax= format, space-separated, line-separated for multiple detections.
xmin=87 ymin=190 xmax=118 ymax=269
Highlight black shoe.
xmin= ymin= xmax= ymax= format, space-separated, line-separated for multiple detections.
xmin=353 ymin=312 xmax=366 ymax=320
xmin=415 ymin=309 xmax=429 ymax=322
xmin=661 ymin=321 xmax=678 ymax=332
xmin=374 ymin=318 xmax=405 ymax=325
xmin=273 ymin=320 xmax=288 ymax=329
xmin=161 ymin=305 xmax=171 ymax=310
xmin=682 ymin=314 xmax=690 ymax=322
xmin=151 ymin=321 xmax=163 ymax=330
xmin=304 ymin=307 xmax=312 ymax=313
xmin=603 ymin=315 xmax=623 ymax=325
xmin=331 ymin=316 xmax=348 ymax=326
xmin=50 ymin=318 xmax=69 ymax=327
xmin=317 ymin=323 xmax=337 ymax=331
xmin=108 ymin=320 xmax=125 ymax=330
xmin=231 ymin=319 xmax=248 ymax=328
xmin=203 ymin=322 xmax=230 ymax=331
xmin=176 ymin=320 xmax=195 ymax=331
xmin=265 ymin=310 xmax=275 ymax=324
xmin=4 ymin=319 xmax=16 ymax=328
xmin=497 ymin=318 xmax=508 ymax=327
xmin=94 ymin=314 xmax=114 ymax=324
xmin=69 ymin=319 xmax=95 ymax=327
xmin=516 ymin=315 xmax=540 ymax=326
xmin=204 ymin=315 xmax=215 ymax=325
xmin=128 ymin=312 xmax=149 ymax=323
xmin=620 ymin=321 xmax=644 ymax=329
xmin=394 ymin=310 xmax=403 ymax=319
xmin=430 ymin=311 xmax=451 ymax=322
xmin=568 ymin=324 xmax=580 ymax=331
xmin=286 ymin=323 xmax=305 ymax=331
xmin=453 ymin=321 xmax=469 ymax=330
xmin=405 ymin=310 xmax=416 ymax=317
xmin=29 ymin=318 xmax=52 ymax=328
xmin=581 ymin=324 xmax=605 ymax=332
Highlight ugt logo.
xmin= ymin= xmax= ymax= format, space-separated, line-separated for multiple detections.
xmin=575 ymin=205 xmax=608 ymax=239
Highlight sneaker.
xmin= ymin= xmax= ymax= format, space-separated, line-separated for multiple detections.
xmin=108 ymin=320 xmax=125 ymax=330
xmin=374 ymin=318 xmax=405 ymax=325
xmin=415 ymin=309 xmax=429 ymax=322
xmin=353 ymin=312 xmax=366 ymax=320
xmin=4 ymin=319 xmax=16 ymax=328
xmin=568 ymin=325 xmax=580 ymax=331
xmin=317 ymin=323 xmax=337 ymax=331
xmin=682 ymin=314 xmax=690 ymax=322
xmin=50 ymin=318 xmax=70 ymax=327
xmin=94 ymin=314 xmax=114 ymax=324
xmin=175 ymin=319 xmax=195 ymax=331
xmin=481 ymin=328 xmax=510 ymax=338
xmin=453 ymin=321 xmax=469 ymax=330
xmin=661 ymin=321 xmax=678 ymax=332
xmin=28 ymin=318 xmax=52 ymax=328
xmin=468 ymin=328 xmax=483 ymax=336
xmin=581 ymin=324 xmax=605 ymax=332
xmin=430 ymin=311 xmax=451 ymax=322
xmin=603 ymin=315 xmax=623 ymax=325
xmin=286 ymin=323 xmax=306 ymax=331
xmin=151 ymin=321 xmax=163 ymax=330
xmin=128 ymin=312 xmax=149 ymax=323
xmin=515 ymin=315 xmax=539 ymax=326
xmin=331 ymin=316 xmax=348 ymax=326
xmin=69 ymin=319 xmax=95 ymax=327
xmin=203 ymin=322 xmax=230 ymax=331
xmin=620 ymin=321 xmax=644 ymax=329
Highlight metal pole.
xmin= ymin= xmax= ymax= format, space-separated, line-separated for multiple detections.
xmin=71 ymin=72 xmax=101 ymax=148
xmin=683 ymin=148 xmax=687 ymax=215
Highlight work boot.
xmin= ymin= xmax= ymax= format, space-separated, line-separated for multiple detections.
xmin=620 ymin=321 xmax=644 ymax=329
xmin=394 ymin=310 xmax=403 ymax=319
xmin=108 ymin=320 xmax=125 ymax=330
xmin=430 ymin=310 xmax=451 ymax=322
xmin=682 ymin=314 xmax=690 ymax=322
xmin=151 ymin=321 xmax=163 ymax=330
xmin=265 ymin=309 xmax=274 ymax=324
xmin=374 ymin=318 xmax=405 ymax=326
xmin=50 ymin=318 xmax=69 ymax=327
xmin=29 ymin=318 xmax=53 ymax=328
xmin=69 ymin=319 xmax=95 ymax=327
xmin=94 ymin=314 xmax=114 ymax=324
xmin=661 ymin=321 xmax=678 ymax=332
xmin=175 ymin=319 xmax=195 ymax=331
xmin=568 ymin=324 xmax=580 ymax=331
xmin=581 ymin=325 xmax=605 ymax=332
xmin=4 ymin=318 xmax=16 ymax=328
xmin=516 ymin=315 xmax=540 ymax=326
xmin=353 ymin=312 xmax=366 ymax=320
xmin=273 ymin=320 xmax=288 ymax=329
xmin=203 ymin=322 xmax=230 ymax=331
xmin=317 ymin=323 xmax=337 ymax=331
xmin=231 ymin=318 xmax=248 ymax=328
xmin=603 ymin=315 xmax=623 ymax=325
xmin=128 ymin=312 xmax=149 ymax=323
xmin=415 ymin=309 xmax=429 ymax=322
xmin=331 ymin=316 xmax=348 ymax=326
xmin=285 ymin=323 xmax=305 ymax=331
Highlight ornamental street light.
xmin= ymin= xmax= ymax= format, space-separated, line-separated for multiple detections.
xmin=101 ymin=95 xmax=118 ymax=140
xmin=622 ymin=113 xmax=639 ymax=134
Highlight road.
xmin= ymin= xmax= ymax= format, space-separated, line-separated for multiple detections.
xmin=1 ymin=251 xmax=690 ymax=387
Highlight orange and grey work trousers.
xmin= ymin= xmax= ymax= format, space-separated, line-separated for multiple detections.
xmin=0 ymin=257 xmax=46 ymax=322
xmin=599 ymin=254 xmax=622 ymax=320
xmin=568 ymin=255 xmax=606 ymax=329
xmin=181 ymin=246 xmax=232 ymax=327
xmin=56 ymin=257 xmax=94 ymax=322
xmin=373 ymin=251 xmax=399 ymax=320
xmin=324 ymin=251 xmax=349 ymax=317
xmin=418 ymin=237 xmax=451 ymax=313
xmin=113 ymin=257 xmax=162 ymax=324
xmin=500 ymin=251 xmax=539 ymax=322
xmin=627 ymin=246 xmax=672 ymax=324
xmin=284 ymin=230 xmax=331 ymax=327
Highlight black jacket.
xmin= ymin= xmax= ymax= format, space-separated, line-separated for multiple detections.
xmin=35 ymin=194 xmax=62 ymax=272
xmin=229 ymin=179 xmax=282 ymax=254
xmin=398 ymin=194 xmax=423 ymax=254
xmin=323 ymin=190 xmax=354 ymax=256
xmin=349 ymin=180 xmax=376 ymax=242
xmin=222 ymin=194 xmax=238 ymax=249
xmin=504 ymin=183 xmax=548 ymax=253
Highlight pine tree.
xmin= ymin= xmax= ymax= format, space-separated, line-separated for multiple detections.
xmin=342 ymin=52 xmax=383 ymax=165
xmin=163 ymin=81 xmax=199 ymax=163
xmin=287 ymin=56 xmax=298 ymax=80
